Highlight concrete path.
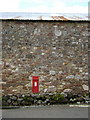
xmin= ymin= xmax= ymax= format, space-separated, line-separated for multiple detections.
xmin=1 ymin=105 xmax=89 ymax=118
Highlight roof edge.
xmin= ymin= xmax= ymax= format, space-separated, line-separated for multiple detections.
xmin=0 ymin=19 xmax=89 ymax=22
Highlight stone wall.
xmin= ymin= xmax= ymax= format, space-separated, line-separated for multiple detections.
xmin=2 ymin=20 xmax=88 ymax=97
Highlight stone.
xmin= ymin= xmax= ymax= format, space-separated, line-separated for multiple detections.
xmin=20 ymin=25 xmax=25 ymax=28
xmin=74 ymin=75 xmax=82 ymax=79
xmin=77 ymin=102 xmax=80 ymax=104
xmin=22 ymin=95 xmax=25 ymax=97
xmin=52 ymin=47 xmax=56 ymax=50
xmin=25 ymin=83 xmax=31 ymax=87
xmin=66 ymin=75 xmax=75 ymax=79
xmin=70 ymin=98 xmax=76 ymax=103
xmin=0 ymin=89 xmax=4 ymax=92
xmin=10 ymin=65 xmax=15 ymax=69
xmin=0 ymin=82 xmax=6 ymax=84
xmin=49 ymin=70 xmax=56 ymax=75
xmin=54 ymin=30 xmax=62 ymax=36
xmin=41 ymin=53 xmax=45 ymax=55
xmin=61 ymin=92 xmax=67 ymax=97
xmin=58 ymin=71 xmax=63 ymax=74
xmin=12 ymin=67 xmax=19 ymax=73
xmin=62 ymin=82 xmax=65 ymax=85
xmin=82 ymin=85 xmax=89 ymax=91
xmin=33 ymin=47 xmax=38 ymax=50
xmin=12 ymin=89 xmax=17 ymax=92
xmin=29 ymin=76 xmax=32 ymax=80
xmin=50 ymin=76 xmax=56 ymax=81
xmin=11 ymin=95 xmax=17 ymax=100
xmin=7 ymin=99 xmax=11 ymax=103
xmin=34 ymin=28 xmax=40 ymax=35
xmin=48 ymin=86 xmax=56 ymax=92
xmin=60 ymin=54 xmax=63 ymax=57
xmin=63 ymin=89 xmax=72 ymax=93
xmin=44 ymin=89 xmax=48 ymax=93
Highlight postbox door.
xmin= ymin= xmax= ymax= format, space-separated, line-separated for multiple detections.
xmin=32 ymin=76 xmax=39 ymax=93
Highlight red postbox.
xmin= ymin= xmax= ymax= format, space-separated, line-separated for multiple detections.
xmin=32 ymin=76 xmax=39 ymax=93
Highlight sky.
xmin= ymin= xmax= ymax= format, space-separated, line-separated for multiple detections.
xmin=0 ymin=0 xmax=89 ymax=13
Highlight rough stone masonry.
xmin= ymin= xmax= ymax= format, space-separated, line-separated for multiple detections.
xmin=1 ymin=20 xmax=89 ymax=98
